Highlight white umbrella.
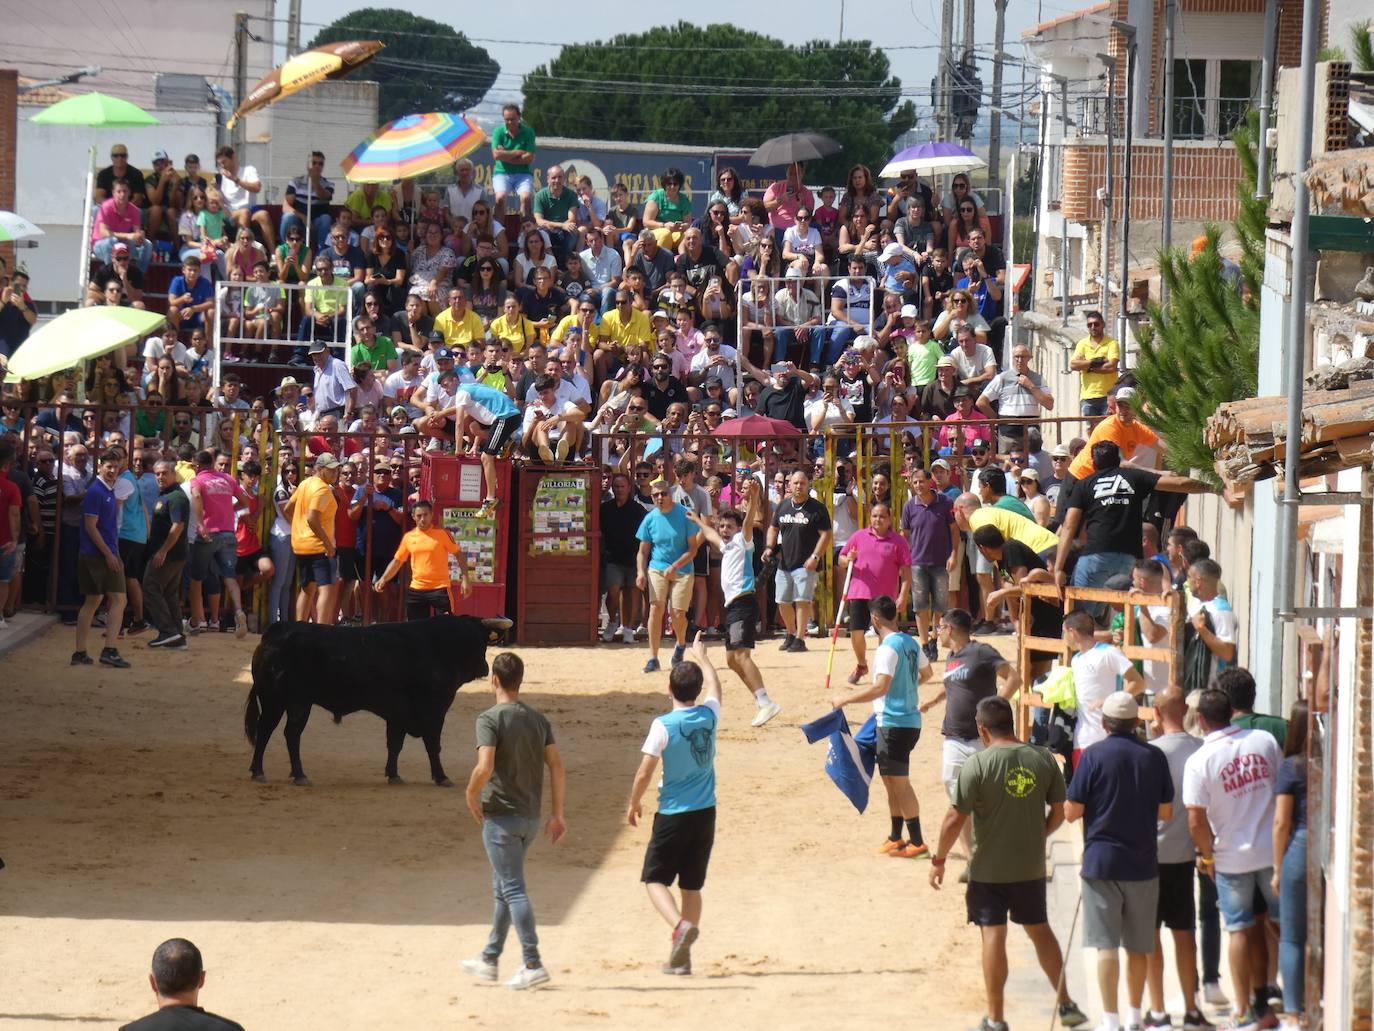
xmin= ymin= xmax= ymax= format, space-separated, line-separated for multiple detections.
xmin=879 ymin=142 xmax=987 ymax=179
xmin=0 ymin=211 xmax=44 ymax=242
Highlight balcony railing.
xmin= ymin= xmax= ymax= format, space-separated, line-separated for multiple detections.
xmin=1071 ymin=95 xmax=1254 ymax=140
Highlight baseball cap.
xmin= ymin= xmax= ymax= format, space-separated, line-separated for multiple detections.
xmin=930 ymin=458 xmax=951 ymax=470
xmin=112 ymin=242 xmax=130 ymax=256
xmin=427 ymin=329 xmax=446 ymax=344
xmin=277 ymin=376 xmax=300 ymax=391
xmin=151 ymin=148 xmax=170 ymax=162
xmin=390 ymin=405 xmax=408 ymax=416
xmin=315 ymin=452 xmax=340 ymax=470
xmin=953 ymin=384 xmax=973 ymax=399
xmin=1115 ymin=386 xmax=1138 ymax=404
xmin=880 ymin=242 xmax=904 ymax=261
xmin=784 ymin=266 xmax=804 ymax=279
xmin=307 ymin=341 xmax=329 ymax=354
xmin=434 ymin=346 xmax=455 ymax=360
xmin=970 ymin=440 xmax=990 ymax=452
xmin=704 ymin=376 xmax=723 ymax=388
xmin=936 ymin=356 xmax=956 ymax=369
xmin=651 ymin=309 xmax=670 ymax=320
xmin=900 ymin=303 xmax=919 ymax=318
xmin=1020 ymin=468 xmax=1040 ymax=481
xmin=1050 ymin=443 xmax=1071 ymax=458
xmin=1102 ymin=691 xmax=1140 ymax=720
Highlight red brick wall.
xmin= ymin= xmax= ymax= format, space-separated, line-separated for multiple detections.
xmin=0 ymin=70 xmax=16 ymax=275
xmin=1060 ymin=140 xmax=1241 ymax=222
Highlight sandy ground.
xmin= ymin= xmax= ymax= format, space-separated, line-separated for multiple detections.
xmin=0 ymin=622 xmax=1065 ymax=1030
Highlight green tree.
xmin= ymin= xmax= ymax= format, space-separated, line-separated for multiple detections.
xmin=1134 ymin=112 xmax=1265 ymax=485
xmin=308 ymin=9 xmax=499 ymax=124
xmin=521 ymin=22 xmax=915 ymax=182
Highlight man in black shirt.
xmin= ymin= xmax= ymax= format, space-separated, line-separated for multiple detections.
xmin=971 ymin=525 xmax=1063 ymax=680
xmin=674 ymin=226 xmax=734 ymax=306
xmin=1053 ymin=441 xmax=1208 ymax=599
xmin=87 ymin=245 xmax=145 ymax=307
xmin=144 ymin=460 xmax=190 ymax=650
xmin=763 ymin=469 xmax=831 ymax=652
xmin=120 ymin=937 xmax=243 ymax=1031
xmin=737 ymin=352 xmax=817 ymax=431
xmin=0 ymin=269 xmax=37 ymax=358
xmin=641 ymin=357 xmax=688 ymax=420
xmin=601 ymin=472 xmax=647 ymax=644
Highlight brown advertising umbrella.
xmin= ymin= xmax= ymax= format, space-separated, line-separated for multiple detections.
xmin=227 ymin=40 xmax=385 ymax=128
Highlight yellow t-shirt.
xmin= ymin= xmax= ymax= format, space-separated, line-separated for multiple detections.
xmin=489 ymin=313 xmax=537 ymax=353
xmin=1068 ymin=415 xmax=1160 ymax=480
xmin=290 ymin=475 xmax=337 ymax=555
xmin=433 ymin=306 xmax=485 ymax=347
xmin=597 ymin=306 xmax=653 ymax=348
xmin=551 ymin=313 xmax=598 ymax=344
xmin=344 ymin=186 xmax=394 ymax=221
xmin=969 ymin=506 xmax=1059 ymax=555
xmin=394 ymin=526 xmax=460 ymax=591
xmin=1072 ymin=335 xmax=1120 ymax=400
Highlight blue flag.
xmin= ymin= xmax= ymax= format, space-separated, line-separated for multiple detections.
xmin=800 ymin=709 xmax=877 ymax=813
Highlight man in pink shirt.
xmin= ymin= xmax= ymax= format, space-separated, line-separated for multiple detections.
xmin=939 ymin=386 xmax=993 ymax=453
xmin=188 ymin=449 xmax=250 ymax=638
xmin=837 ymin=502 xmax=912 ymax=686
xmin=763 ymin=162 xmax=815 ymax=237
xmin=92 ymin=179 xmax=152 ymax=272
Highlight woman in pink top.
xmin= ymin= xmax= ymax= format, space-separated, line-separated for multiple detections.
xmin=837 ymin=502 xmax=912 ymax=685
xmin=763 ymin=162 xmax=815 ymax=234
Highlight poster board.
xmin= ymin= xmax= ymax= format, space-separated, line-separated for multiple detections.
xmin=442 ymin=505 xmax=499 ymax=585
xmin=529 ymin=472 xmax=589 ymax=556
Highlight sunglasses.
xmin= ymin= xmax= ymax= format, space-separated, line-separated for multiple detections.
xmin=795 ymin=214 xmax=810 ymax=221
xmin=635 ymin=471 xmax=651 ymax=477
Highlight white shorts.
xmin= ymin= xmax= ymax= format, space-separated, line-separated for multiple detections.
xmin=942 ymin=736 xmax=986 ymax=799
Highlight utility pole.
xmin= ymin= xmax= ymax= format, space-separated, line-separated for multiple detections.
xmin=1099 ymin=53 xmax=1117 ymax=317
xmin=233 ymin=11 xmax=248 ymax=154
xmin=839 ymin=0 xmax=846 ymax=41
xmin=1117 ymin=25 xmax=1137 ymax=360
xmin=987 ymin=0 xmax=1007 ymax=198
xmin=1161 ymin=0 xmax=1177 ymax=305
xmin=937 ymin=0 xmax=955 ymax=141
xmin=961 ymin=0 xmax=976 ymax=54
xmin=1255 ymin=0 xmax=1279 ymax=199
xmin=287 ymin=0 xmax=302 ymax=53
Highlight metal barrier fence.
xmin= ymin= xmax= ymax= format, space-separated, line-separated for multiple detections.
xmin=736 ymin=273 xmax=877 ymax=376
xmin=212 ymin=279 xmax=355 ymax=381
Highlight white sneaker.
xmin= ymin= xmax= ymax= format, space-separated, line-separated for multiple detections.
xmin=1203 ymin=982 xmax=1229 ymax=1008
xmin=601 ymin=621 xmax=620 ymax=643
xmin=0 ymin=617 xmax=8 ymax=630
xmin=621 ymin=626 xmax=636 ymax=645
xmin=633 ymin=624 xmax=647 ymax=639
xmin=504 ymin=965 xmax=550 ymax=990
xmin=460 ymin=957 xmax=498 ymax=982
xmin=751 ymin=701 xmax=782 ymax=727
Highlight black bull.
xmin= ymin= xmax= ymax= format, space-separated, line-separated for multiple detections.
xmin=244 ymin=615 xmax=512 ymax=786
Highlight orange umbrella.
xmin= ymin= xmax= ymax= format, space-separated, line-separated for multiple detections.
xmin=227 ymin=40 xmax=385 ymax=128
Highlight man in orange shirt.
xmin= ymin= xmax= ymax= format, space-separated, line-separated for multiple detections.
xmin=285 ymin=452 xmax=340 ymax=624
xmin=1059 ymin=387 xmax=1160 ymax=522
xmin=374 ymin=499 xmax=472 ymax=620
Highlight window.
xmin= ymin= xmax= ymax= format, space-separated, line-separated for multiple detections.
xmin=1171 ymin=59 xmax=1208 ymax=139
xmin=1218 ymin=60 xmax=1261 ymax=136
xmin=1168 ymin=58 xmax=1260 ymax=139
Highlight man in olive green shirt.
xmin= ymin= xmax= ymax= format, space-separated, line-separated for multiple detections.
xmin=347 ymin=314 xmax=397 ymax=373
xmin=929 ymin=697 xmax=1087 ymax=1031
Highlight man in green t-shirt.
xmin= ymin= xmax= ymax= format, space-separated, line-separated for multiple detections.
xmin=929 ymin=696 xmax=1088 ymax=1031
xmin=347 ymin=313 xmax=397 ymax=373
xmin=491 ymin=103 xmax=536 ymax=219
xmin=533 ymin=164 xmax=580 ymax=264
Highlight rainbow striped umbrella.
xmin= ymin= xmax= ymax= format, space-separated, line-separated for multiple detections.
xmin=341 ymin=113 xmax=486 ymax=183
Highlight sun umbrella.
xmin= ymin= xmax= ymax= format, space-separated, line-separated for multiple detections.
xmin=879 ymin=141 xmax=986 ymax=179
xmin=748 ymin=133 xmax=842 ymax=168
xmin=0 ymin=212 xmax=44 ymax=242
xmin=4 ymin=307 xmax=165 ymax=382
xmin=29 ymin=91 xmax=160 ymax=128
xmin=227 ymin=39 xmax=385 ymax=129
xmin=341 ymin=113 xmax=486 ymax=183
xmin=711 ymin=414 xmax=802 ymax=438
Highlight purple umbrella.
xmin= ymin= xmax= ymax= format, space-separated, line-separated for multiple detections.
xmin=878 ymin=141 xmax=986 ymax=179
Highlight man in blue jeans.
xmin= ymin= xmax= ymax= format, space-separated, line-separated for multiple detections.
xmin=463 ymin=652 xmax=568 ymax=991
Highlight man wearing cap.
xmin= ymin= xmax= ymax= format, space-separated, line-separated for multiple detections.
xmin=978 ymin=345 xmax=1053 ymax=455
xmin=1070 ymin=311 xmax=1120 ymax=418
xmin=285 ymin=452 xmax=340 ymax=623
xmin=272 ymin=377 xmax=303 ymax=430
xmin=938 ymin=387 xmax=991 ymax=453
xmin=1017 ymin=468 xmax=1053 ymax=526
xmin=293 ymin=256 xmax=348 ymax=364
xmin=309 ymin=341 xmax=357 ymax=424
xmin=144 ymin=148 xmax=180 ymax=243
xmin=1065 ymin=690 xmax=1174 ymax=1031
xmin=771 ymin=267 xmax=827 ymax=366
xmin=86 ymin=242 xmax=146 ymax=309
xmin=879 ymin=241 xmax=920 ymax=300
xmin=1065 ymin=387 xmax=1159 ymax=484
xmin=1045 ymin=443 xmax=1071 ymax=507
xmin=921 ymin=357 xmax=959 ymax=420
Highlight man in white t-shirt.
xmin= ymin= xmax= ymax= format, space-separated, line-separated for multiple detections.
xmin=143 ymin=325 xmax=191 ymax=376
xmin=1182 ymin=688 xmax=1282 ymax=1029
xmin=1065 ymin=610 xmax=1144 ymax=762
xmin=1130 ymin=559 xmax=1174 ymax=695
xmin=1187 ymin=558 xmax=1237 ymax=686
xmin=688 ymin=327 xmax=738 ymax=394
xmin=213 ymin=144 xmax=275 ymax=251
xmin=444 ymin=158 xmax=487 ymax=225
xmin=383 ymin=351 xmax=426 ymax=419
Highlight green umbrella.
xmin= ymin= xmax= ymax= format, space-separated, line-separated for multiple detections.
xmin=4 ymin=307 xmax=165 ymax=382
xmin=29 ymin=91 xmax=160 ymax=127
xmin=0 ymin=211 xmax=43 ymax=242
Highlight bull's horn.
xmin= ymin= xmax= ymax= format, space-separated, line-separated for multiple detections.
xmin=480 ymin=616 xmax=514 ymax=631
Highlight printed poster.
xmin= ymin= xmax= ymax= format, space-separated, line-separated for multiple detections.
xmin=442 ymin=505 xmax=498 ymax=584
xmin=529 ymin=473 xmax=588 ymax=556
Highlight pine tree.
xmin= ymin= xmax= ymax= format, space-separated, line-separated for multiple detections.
xmin=1134 ymin=112 xmax=1264 ymax=486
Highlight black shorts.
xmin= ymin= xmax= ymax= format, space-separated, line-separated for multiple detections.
xmin=723 ymin=594 xmax=757 ymax=652
xmin=1156 ymin=861 xmax=1196 ymax=931
xmin=406 ymin=586 xmax=451 ymax=621
xmin=235 ymin=549 xmax=265 ymax=577
xmin=876 ymin=725 xmax=921 ymax=776
xmin=848 ymin=597 xmax=874 ymax=633
xmin=641 ymin=806 xmax=716 ymax=892
xmin=118 ymin=538 xmax=146 ymax=579
xmin=693 ymin=546 xmax=709 ymax=576
xmin=296 ymin=552 xmax=336 ymax=586
xmin=482 ymin=412 xmax=521 ymax=455
xmin=966 ymin=878 xmax=1049 ymax=927
xmin=336 ymin=546 xmax=361 ymax=582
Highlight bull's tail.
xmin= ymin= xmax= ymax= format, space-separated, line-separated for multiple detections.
xmin=245 ymin=638 xmax=267 ymax=745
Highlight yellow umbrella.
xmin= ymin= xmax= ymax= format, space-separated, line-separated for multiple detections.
xmin=4 ymin=307 xmax=165 ymax=382
xmin=228 ymin=40 xmax=385 ymax=128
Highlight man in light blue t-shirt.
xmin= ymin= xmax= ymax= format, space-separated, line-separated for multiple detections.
xmin=635 ymin=478 xmax=701 ymax=674
xmin=626 ymin=636 xmax=723 ymax=976
xmin=830 ymin=594 xmax=932 ymax=858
